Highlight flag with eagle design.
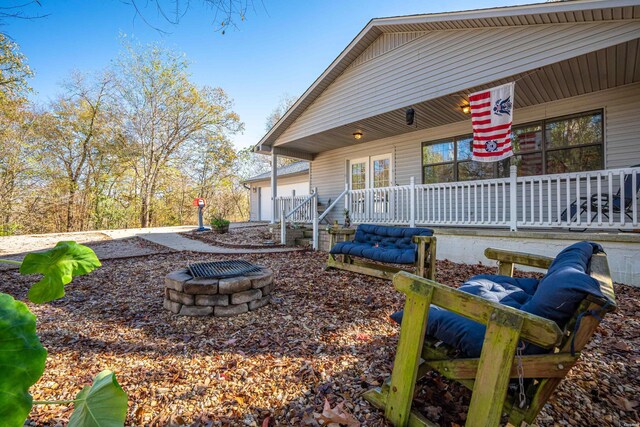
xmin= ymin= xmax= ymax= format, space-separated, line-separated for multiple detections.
xmin=469 ymin=82 xmax=515 ymax=162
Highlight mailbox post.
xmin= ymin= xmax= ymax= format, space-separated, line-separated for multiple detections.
xmin=193 ymin=198 xmax=210 ymax=231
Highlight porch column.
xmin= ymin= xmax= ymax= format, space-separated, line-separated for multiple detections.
xmin=271 ymin=152 xmax=278 ymax=224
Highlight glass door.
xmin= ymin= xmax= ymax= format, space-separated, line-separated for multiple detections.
xmin=349 ymin=158 xmax=368 ymax=215
xmin=371 ymin=154 xmax=392 ymax=217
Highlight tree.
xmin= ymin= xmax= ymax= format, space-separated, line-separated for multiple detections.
xmin=0 ymin=33 xmax=32 ymax=235
xmin=265 ymin=93 xmax=296 ymax=132
xmin=250 ymin=93 xmax=301 ymax=172
xmin=123 ymin=0 xmax=259 ymax=34
xmin=0 ymin=2 xmax=48 ymax=37
xmin=33 ymin=71 xmax=114 ymax=231
xmin=0 ymin=33 xmax=32 ymax=99
xmin=113 ymin=41 xmax=243 ymax=227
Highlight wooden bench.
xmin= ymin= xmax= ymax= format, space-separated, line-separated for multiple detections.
xmin=326 ymin=224 xmax=436 ymax=280
xmin=363 ymin=242 xmax=616 ymax=427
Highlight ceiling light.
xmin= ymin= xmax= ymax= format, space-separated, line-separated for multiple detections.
xmin=353 ymin=131 xmax=363 ymax=140
xmin=461 ymin=105 xmax=471 ymax=114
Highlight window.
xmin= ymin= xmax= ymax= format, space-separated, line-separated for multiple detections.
xmin=348 ymin=154 xmax=392 ymax=189
xmin=372 ymin=156 xmax=391 ymax=188
xmin=350 ymin=160 xmax=367 ymax=190
xmin=422 ymin=140 xmax=455 ymax=183
xmin=422 ymin=110 xmax=603 ymax=183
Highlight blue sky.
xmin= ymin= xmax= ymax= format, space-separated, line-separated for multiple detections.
xmin=6 ymin=0 xmax=526 ymax=149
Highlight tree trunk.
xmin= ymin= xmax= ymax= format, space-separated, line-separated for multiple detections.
xmin=67 ymin=184 xmax=76 ymax=232
xmin=140 ymin=190 xmax=151 ymax=228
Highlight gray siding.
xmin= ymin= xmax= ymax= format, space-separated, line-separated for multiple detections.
xmin=276 ymin=21 xmax=640 ymax=145
xmin=311 ymin=83 xmax=640 ymax=223
xmin=248 ymin=175 xmax=310 ymax=221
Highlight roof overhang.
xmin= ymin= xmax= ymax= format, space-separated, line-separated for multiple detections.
xmin=254 ymin=0 xmax=640 ymax=159
xmin=243 ymin=170 xmax=309 ymax=184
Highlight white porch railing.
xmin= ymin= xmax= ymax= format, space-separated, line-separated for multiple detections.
xmin=275 ymin=194 xmax=313 ymax=223
xmin=278 ymin=189 xmax=318 ymax=249
xmin=345 ymin=166 xmax=640 ymax=231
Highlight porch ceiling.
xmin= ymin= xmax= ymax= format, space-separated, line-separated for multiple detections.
xmin=271 ymin=40 xmax=640 ymax=158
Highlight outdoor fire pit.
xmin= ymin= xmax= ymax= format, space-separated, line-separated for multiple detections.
xmin=163 ymin=260 xmax=273 ymax=317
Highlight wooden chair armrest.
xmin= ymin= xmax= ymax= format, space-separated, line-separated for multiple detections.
xmin=484 ymin=248 xmax=554 ymax=271
xmin=327 ymin=228 xmax=355 ymax=235
xmin=394 ymin=271 xmax=563 ymax=349
xmin=412 ymin=235 xmax=436 ymax=244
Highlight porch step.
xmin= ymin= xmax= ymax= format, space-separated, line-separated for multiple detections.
xmin=295 ymin=238 xmax=312 ymax=247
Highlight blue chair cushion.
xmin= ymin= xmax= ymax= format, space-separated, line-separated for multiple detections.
xmin=391 ymin=241 xmax=605 ymax=358
xmin=520 ymin=241 xmax=605 ymax=325
xmin=330 ymin=224 xmax=433 ymax=264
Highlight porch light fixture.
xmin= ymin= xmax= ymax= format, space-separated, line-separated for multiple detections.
xmin=461 ymin=104 xmax=471 ymax=114
xmin=353 ymin=131 xmax=363 ymax=140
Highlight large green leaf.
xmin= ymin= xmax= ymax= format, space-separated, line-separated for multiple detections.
xmin=68 ymin=370 xmax=128 ymax=427
xmin=20 ymin=241 xmax=101 ymax=304
xmin=0 ymin=293 xmax=47 ymax=427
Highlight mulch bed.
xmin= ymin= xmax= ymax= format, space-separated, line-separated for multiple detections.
xmin=1 ymin=251 xmax=637 ymax=426
xmin=180 ymin=225 xmax=285 ymax=249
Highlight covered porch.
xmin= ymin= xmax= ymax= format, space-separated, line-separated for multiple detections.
xmin=258 ymin=1 xmax=640 ymax=283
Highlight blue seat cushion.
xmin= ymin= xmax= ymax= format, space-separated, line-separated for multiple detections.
xmin=330 ymin=224 xmax=433 ymax=264
xmin=391 ymin=277 xmax=535 ymax=357
xmin=391 ymin=241 xmax=606 ymax=357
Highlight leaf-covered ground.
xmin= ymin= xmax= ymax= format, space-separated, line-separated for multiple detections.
xmin=1 ymin=246 xmax=638 ymax=426
xmin=180 ymin=225 xmax=279 ymax=248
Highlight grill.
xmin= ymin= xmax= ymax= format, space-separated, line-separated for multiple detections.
xmin=188 ymin=260 xmax=263 ymax=279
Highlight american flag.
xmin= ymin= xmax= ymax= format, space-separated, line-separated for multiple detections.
xmin=469 ymin=82 xmax=515 ymax=162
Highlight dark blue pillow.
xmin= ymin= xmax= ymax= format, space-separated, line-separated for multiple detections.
xmin=331 ymin=224 xmax=434 ymax=264
xmin=520 ymin=241 xmax=604 ymax=327
xmin=330 ymin=241 xmax=417 ymax=264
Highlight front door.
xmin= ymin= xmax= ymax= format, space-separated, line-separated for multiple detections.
xmin=371 ymin=154 xmax=392 ymax=216
xmin=348 ymin=154 xmax=392 ymax=218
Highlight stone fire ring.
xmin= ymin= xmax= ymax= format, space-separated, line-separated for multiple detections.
xmin=163 ymin=266 xmax=274 ymax=317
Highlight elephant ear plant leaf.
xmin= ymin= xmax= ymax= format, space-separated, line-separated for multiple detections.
xmin=0 ymin=241 xmax=127 ymax=426
xmin=68 ymin=370 xmax=128 ymax=427
xmin=19 ymin=241 xmax=102 ymax=303
xmin=0 ymin=294 xmax=47 ymax=427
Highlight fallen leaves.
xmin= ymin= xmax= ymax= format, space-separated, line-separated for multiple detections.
xmin=0 ymin=230 xmax=638 ymax=426
xmin=313 ymin=399 xmax=360 ymax=427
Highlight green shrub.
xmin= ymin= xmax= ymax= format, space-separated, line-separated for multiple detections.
xmin=210 ymin=216 xmax=230 ymax=228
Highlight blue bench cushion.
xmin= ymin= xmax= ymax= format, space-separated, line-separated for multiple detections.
xmin=330 ymin=224 xmax=434 ymax=264
xmin=391 ymin=241 xmax=605 ymax=357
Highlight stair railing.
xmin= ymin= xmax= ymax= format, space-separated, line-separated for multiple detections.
xmin=280 ymin=188 xmax=318 ymax=249
xmin=314 ymin=183 xmax=350 ymax=250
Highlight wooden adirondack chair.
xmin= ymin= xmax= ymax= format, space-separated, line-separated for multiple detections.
xmin=363 ymin=246 xmax=616 ymax=427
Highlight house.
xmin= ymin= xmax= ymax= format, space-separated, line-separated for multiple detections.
xmin=253 ymin=0 xmax=640 ymax=284
xmin=244 ymin=161 xmax=310 ymax=222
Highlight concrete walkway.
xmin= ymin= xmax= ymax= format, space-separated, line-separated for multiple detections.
xmin=0 ymin=224 xmax=302 ymax=257
xmin=139 ymin=232 xmax=302 ymax=254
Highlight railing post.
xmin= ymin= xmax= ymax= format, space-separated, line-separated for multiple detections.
xmin=280 ymin=203 xmax=286 ymax=244
xmin=271 ymin=152 xmax=278 ymax=224
xmin=312 ymin=187 xmax=319 ymax=250
xmin=344 ymin=182 xmax=350 ymax=216
xmin=409 ymin=176 xmax=416 ymax=227
xmin=291 ymin=189 xmax=295 ymax=222
xmin=509 ymin=165 xmax=518 ymax=231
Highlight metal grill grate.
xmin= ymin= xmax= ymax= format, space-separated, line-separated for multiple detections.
xmin=188 ymin=260 xmax=263 ymax=279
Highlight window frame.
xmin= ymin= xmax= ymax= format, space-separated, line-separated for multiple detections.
xmin=421 ymin=109 xmax=604 ymax=184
